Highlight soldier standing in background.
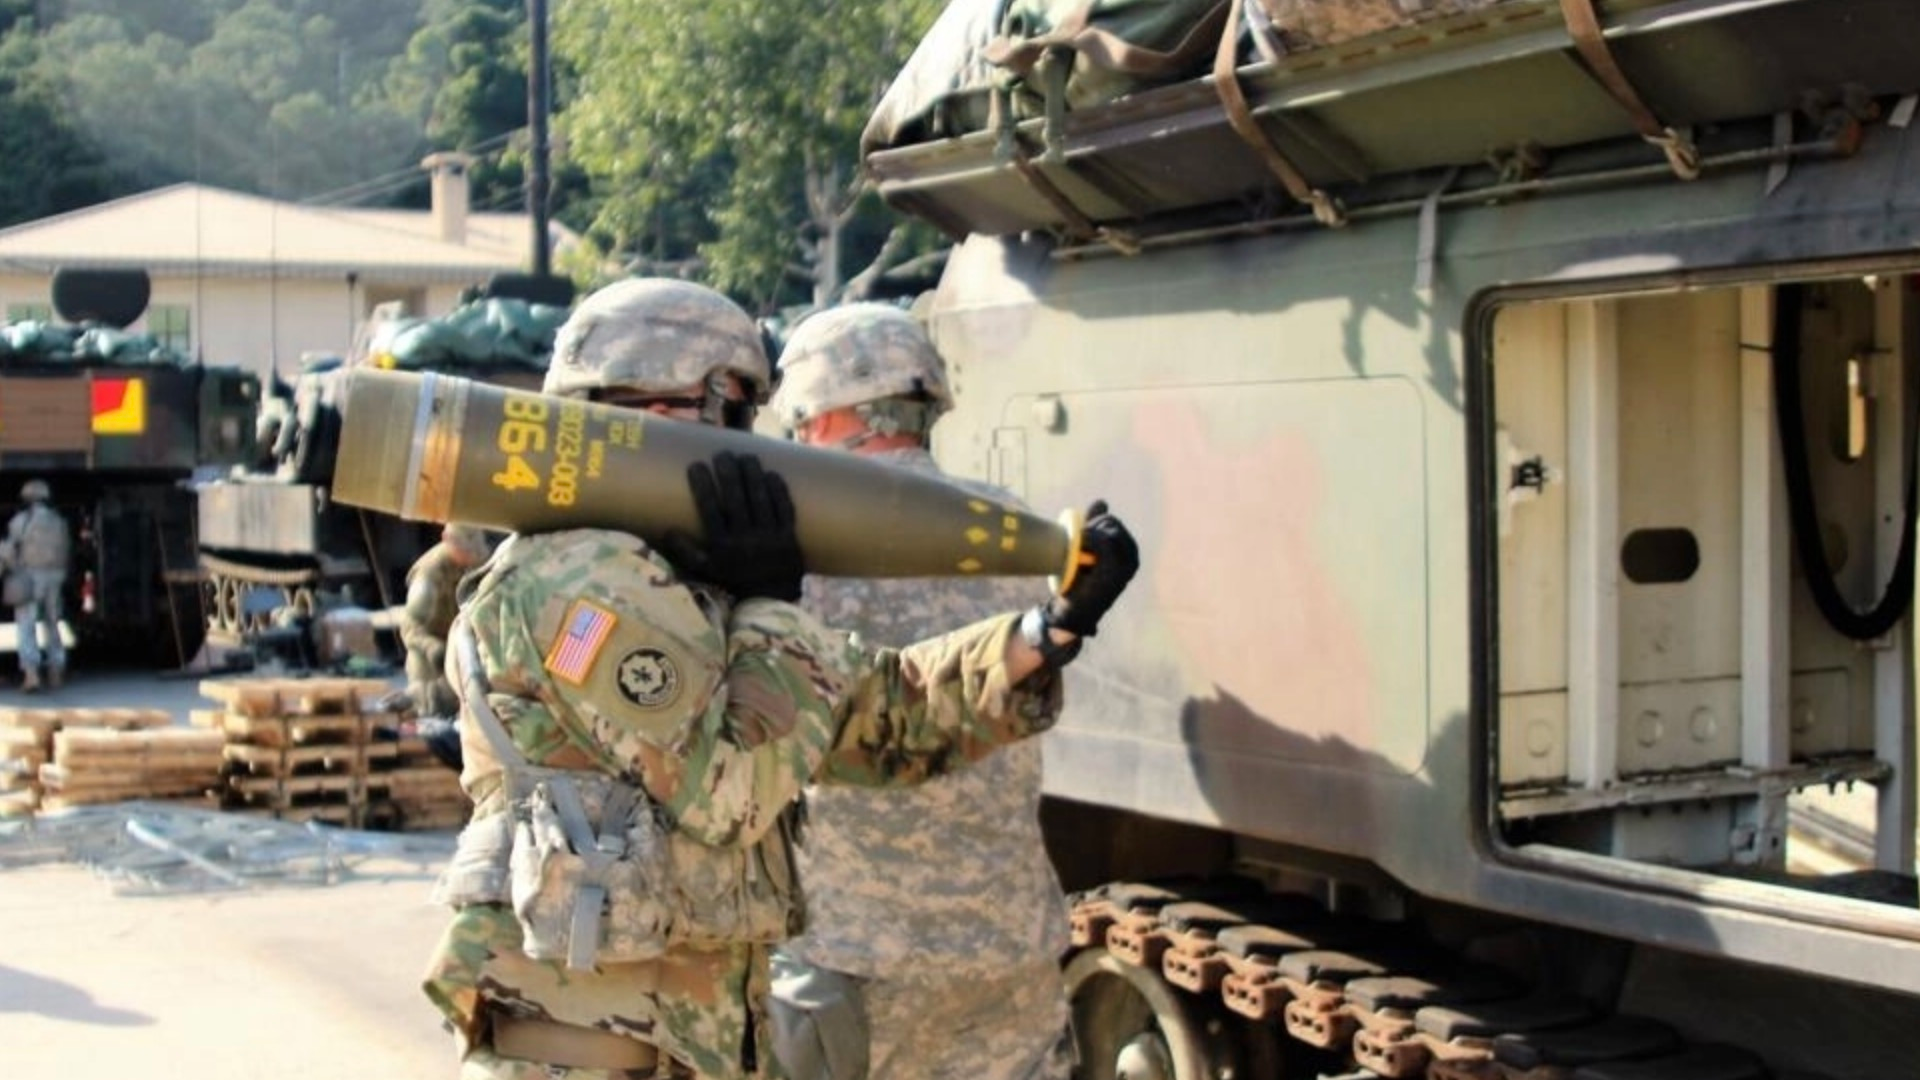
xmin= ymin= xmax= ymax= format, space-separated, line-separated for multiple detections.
xmin=401 ymin=523 xmax=494 ymax=718
xmin=765 ymin=304 xmax=1072 ymax=1080
xmin=6 ymin=479 xmax=71 ymax=692
xmin=420 ymin=279 xmax=1140 ymax=1080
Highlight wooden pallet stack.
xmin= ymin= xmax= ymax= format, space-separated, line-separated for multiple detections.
xmin=196 ymin=677 xmax=396 ymax=828
xmin=370 ymin=732 xmax=470 ymax=831
xmin=0 ymin=708 xmax=216 ymax=814
xmin=0 ymin=709 xmax=58 ymax=816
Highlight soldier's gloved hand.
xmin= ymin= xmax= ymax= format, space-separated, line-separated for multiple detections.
xmin=1045 ymin=500 xmax=1139 ymax=637
xmin=660 ymin=451 xmax=806 ymax=603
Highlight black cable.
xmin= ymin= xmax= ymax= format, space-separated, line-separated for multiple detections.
xmin=1771 ymin=282 xmax=1918 ymax=641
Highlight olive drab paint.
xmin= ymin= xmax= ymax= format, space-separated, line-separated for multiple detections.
xmin=331 ymin=367 xmax=1079 ymax=580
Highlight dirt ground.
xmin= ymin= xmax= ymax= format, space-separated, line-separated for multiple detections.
xmin=0 ymin=859 xmax=456 ymax=1079
xmin=0 ymin=665 xmax=463 ymax=1079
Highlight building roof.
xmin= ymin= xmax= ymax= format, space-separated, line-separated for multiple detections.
xmin=0 ymin=184 xmax=564 ymax=283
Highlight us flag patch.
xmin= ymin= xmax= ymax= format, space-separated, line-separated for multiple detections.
xmin=544 ymin=599 xmax=617 ymax=685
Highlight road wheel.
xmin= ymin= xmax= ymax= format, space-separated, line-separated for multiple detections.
xmin=1064 ymin=947 xmax=1279 ymax=1080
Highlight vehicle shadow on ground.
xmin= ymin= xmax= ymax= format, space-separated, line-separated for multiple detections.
xmin=0 ymin=964 xmax=154 ymax=1026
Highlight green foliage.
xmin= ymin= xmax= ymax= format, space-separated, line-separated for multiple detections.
xmin=24 ymin=2 xmax=426 ymax=199
xmin=555 ymin=0 xmax=943 ymax=310
xmin=0 ymin=27 xmax=117 ymax=225
xmin=386 ymin=0 xmax=531 ymax=214
xmin=0 ymin=0 xmax=34 ymax=36
xmin=0 ymin=1 xmax=571 ymax=219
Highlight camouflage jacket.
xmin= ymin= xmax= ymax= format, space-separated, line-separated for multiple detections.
xmin=421 ymin=527 xmax=1062 ymax=1080
xmin=787 ymin=448 xmax=1069 ymax=978
xmin=5 ymin=503 xmax=69 ymax=575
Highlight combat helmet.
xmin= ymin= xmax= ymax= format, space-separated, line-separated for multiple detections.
xmin=543 ymin=279 xmax=769 ymax=427
xmin=770 ymin=303 xmax=953 ymax=437
xmin=20 ymin=479 xmax=49 ymax=502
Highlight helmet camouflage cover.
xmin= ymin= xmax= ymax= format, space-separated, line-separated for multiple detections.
xmin=542 ymin=279 xmax=770 ymax=401
xmin=770 ymin=303 xmax=953 ymax=428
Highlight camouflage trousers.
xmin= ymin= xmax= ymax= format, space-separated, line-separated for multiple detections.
xmin=406 ymin=644 xmax=459 ymax=717
xmin=459 ymin=1045 xmax=708 ymax=1080
xmin=460 ymin=1046 xmax=654 ymax=1079
xmin=862 ymin=959 xmax=1072 ymax=1080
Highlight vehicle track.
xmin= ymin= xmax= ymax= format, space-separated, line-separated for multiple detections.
xmin=1065 ymin=878 xmax=1808 ymax=1080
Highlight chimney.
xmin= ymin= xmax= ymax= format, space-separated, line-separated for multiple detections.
xmin=421 ymin=151 xmax=474 ymax=244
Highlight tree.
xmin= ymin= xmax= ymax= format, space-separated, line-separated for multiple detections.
xmin=27 ymin=1 xmax=428 ymax=200
xmin=383 ymin=0 xmax=530 ymax=213
xmin=554 ymin=0 xmax=944 ymax=312
xmin=0 ymin=25 xmax=120 ymax=226
xmin=0 ymin=0 xmax=36 ymax=36
xmin=52 ymin=0 xmax=237 ymax=44
xmin=0 ymin=1 xmax=595 ymax=230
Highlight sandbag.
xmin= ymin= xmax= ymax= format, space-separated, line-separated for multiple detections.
xmin=369 ymin=298 xmax=564 ymax=372
xmin=0 ymin=319 xmax=187 ymax=367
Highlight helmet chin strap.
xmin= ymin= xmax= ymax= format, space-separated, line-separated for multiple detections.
xmin=701 ymin=371 xmax=758 ymax=430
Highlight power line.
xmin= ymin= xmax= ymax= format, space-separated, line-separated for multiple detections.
xmin=299 ymin=128 xmax=524 ymax=207
xmin=304 ymin=171 xmax=428 ymax=208
xmin=477 ymin=182 xmax=530 ymax=213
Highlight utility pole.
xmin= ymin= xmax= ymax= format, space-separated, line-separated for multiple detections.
xmin=527 ymin=0 xmax=553 ymax=278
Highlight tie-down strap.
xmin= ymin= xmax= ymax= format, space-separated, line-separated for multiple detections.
xmin=1211 ymin=0 xmax=1345 ymax=226
xmin=1559 ymin=0 xmax=1699 ymax=179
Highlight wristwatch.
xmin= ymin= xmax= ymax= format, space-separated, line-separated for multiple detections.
xmin=1020 ymin=605 xmax=1083 ymax=668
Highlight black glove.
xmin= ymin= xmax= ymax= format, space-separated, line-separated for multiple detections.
xmin=659 ymin=451 xmax=806 ymax=603
xmin=1045 ymin=500 xmax=1139 ymax=637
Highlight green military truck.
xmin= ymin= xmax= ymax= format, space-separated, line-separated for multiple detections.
xmin=0 ymin=270 xmax=259 ymax=665
xmin=871 ymin=1 xmax=1920 ymax=1076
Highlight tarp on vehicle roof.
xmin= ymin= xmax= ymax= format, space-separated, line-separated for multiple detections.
xmin=0 ymin=320 xmax=193 ymax=367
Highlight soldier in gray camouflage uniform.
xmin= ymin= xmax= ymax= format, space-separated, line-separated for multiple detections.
xmin=422 ymin=279 xmax=1140 ymax=1080
xmin=766 ymin=303 xmax=1072 ymax=1080
xmin=5 ymin=479 xmax=71 ymax=692
xmin=401 ymin=523 xmax=494 ymax=717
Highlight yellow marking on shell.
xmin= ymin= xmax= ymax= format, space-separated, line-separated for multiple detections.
xmin=492 ymin=453 xmax=541 ymax=493
xmin=1001 ymin=537 xmax=1017 ymax=552
xmin=966 ymin=526 xmax=990 ymax=546
xmin=1003 ymin=515 xmax=1019 ymax=531
xmin=968 ymin=499 xmax=991 ymax=514
xmin=957 ymin=557 xmax=983 ymax=573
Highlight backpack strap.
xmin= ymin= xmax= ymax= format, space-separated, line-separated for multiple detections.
xmin=454 ymin=622 xmax=531 ymax=775
xmin=456 ymin=619 xmax=643 ymax=971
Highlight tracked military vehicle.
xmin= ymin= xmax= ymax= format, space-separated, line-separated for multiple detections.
xmin=195 ymin=278 xmax=565 ymax=653
xmin=869 ymin=1 xmax=1920 ymax=1076
xmin=0 ymin=269 xmax=258 ymax=665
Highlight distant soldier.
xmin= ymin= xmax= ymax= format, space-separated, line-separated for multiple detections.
xmin=400 ymin=523 xmax=493 ymax=719
xmin=5 ymin=479 xmax=71 ymax=692
xmin=765 ymin=304 xmax=1072 ymax=1080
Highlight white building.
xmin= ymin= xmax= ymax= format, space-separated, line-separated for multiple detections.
xmin=0 ymin=154 xmax=567 ymax=380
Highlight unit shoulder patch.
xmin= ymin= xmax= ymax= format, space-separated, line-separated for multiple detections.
xmin=614 ymin=647 xmax=682 ymax=709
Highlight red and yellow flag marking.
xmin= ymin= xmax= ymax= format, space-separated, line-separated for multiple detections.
xmin=91 ymin=377 xmax=147 ymax=435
